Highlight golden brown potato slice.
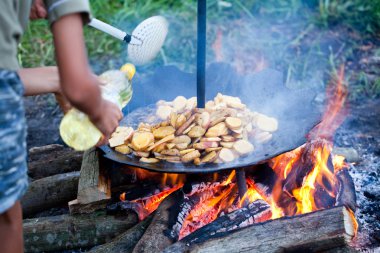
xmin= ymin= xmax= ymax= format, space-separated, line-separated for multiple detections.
xmin=200 ymin=151 xmax=218 ymax=163
xmin=115 ymin=144 xmax=131 ymax=154
xmin=131 ymin=132 xmax=154 ymax=151
xmin=161 ymin=149 xmax=180 ymax=156
xmin=147 ymin=134 xmax=175 ymax=151
xmin=205 ymin=122 xmax=229 ymax=137
xmin=181 ymin=150 xmax=201 ymax=163
xmin=140 ymin=157 xmax=160 ymax=164
xmin=188 ymin=126 xmax=206 ymax=138
xmin=193 ymin=141 xmax=219 ymax=150
xmin=153 ymin=126 xmax=175 ymax=139
xmin=172 ymin=135 xmax=191 ymax=145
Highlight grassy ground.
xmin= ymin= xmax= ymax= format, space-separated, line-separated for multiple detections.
xmin=19 ymin=0 xmax=380 ymax=99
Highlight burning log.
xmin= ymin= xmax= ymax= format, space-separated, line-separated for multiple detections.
xmin=164 ymin=206 xmax=357 ymax=253
xmin=335 ymin=167 xmax=357 ymax=212
xmin=21 ymin=171 xmax=79 ymax=217
xmin=132 ymin=190 xmax=184 ymax=253
xmin=164 ymin=199 xmax=271 ymax=253
xmin=24 ymin=211 xmax=138 ymax=253
xmin=88 ymin=215 xmax=153 ymax=253
xmin=28 ymin=144 xmax=83 ymax=180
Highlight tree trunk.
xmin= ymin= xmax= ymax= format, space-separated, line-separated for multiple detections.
xmin=21 ymin=171 xmax=79 ymax=217
xmin=24 ymin=211 xmax=138 ymax=253
xmin=28 ymin=144 xmax=83 ymax=180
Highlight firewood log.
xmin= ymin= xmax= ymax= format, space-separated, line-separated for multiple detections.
xmin=28 ymin=144 xmax=83 ymax=180
xmin=132 ymin=190 xmax=184 ymax=253
xmin=88 ymin=215 xmax=153 ymax=253
xmin=23 ymin=211 xmax=138 ymax=253
xmin=21 ymin=171 xmax=79 ymax=217
xmin=163 ymin=206 xmax=357 ymax=253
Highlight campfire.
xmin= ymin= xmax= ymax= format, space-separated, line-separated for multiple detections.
xmin=94 ymin=65 xmax=357 ymax=251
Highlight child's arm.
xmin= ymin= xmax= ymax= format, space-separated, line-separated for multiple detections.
xmin=52 ymin=13 xmax=122 ymax=143
xmin=18 ymin=67 xmax=59 ymax=96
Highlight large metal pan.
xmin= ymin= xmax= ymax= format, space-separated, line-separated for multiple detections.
xmin=99 ymin=63 xmax=321 ymax=173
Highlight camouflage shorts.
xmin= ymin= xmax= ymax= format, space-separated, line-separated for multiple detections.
xmin=0 ymin=70 xmax=28 ymax=214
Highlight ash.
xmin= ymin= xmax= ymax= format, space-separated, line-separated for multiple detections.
xmin=334 ymin=99 xmax=380 ymax=250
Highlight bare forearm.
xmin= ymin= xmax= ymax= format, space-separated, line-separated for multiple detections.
xmin=51 ymin=13 xmax=102 ymax=120
xmin=18 ymin=67 xmax=60 ymax=96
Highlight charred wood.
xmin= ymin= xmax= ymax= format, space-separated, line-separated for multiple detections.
xmin=88 ymin=215 xmax=153 ymax=253
xmin=335 ymin=167 xmax=357 ymax=212
xmin=28 ymin=144 xmax=83 ymax=180
xmin=164 ymin=206 xmax=356 ymax=253
xmin=132 ymin=190 xmax=184 ymax=253
xmin=24 ymin=211 xmax=138 ymax=253
xmin=164 ymin=199 xmax=271 ymax=253
xmin=21 ymin=171 xmax=79 ymax=217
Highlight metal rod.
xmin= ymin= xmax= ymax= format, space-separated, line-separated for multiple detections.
xmin=197 ymin=0 xmax=206 ymax=108
xmin=236 ymin=169 xmax=249 ymax=206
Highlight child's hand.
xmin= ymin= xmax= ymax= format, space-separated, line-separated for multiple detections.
xmin=30 ymin=0 xmax=47 ymax=20
xmin=89 ymin=100 xmax=123 ymax=146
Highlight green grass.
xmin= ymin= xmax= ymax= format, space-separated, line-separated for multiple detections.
xmin=19 ymin=0 xmax=380 ymax=99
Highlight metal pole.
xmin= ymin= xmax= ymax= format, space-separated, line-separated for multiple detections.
xmin=197 ymin=0 xmax=206 ymax=108
xmin=236 ymin=169 xmax=249 ymax=207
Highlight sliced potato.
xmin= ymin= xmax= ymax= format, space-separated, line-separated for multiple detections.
xmin=181 ymin=150 xmax=201 ymax=163
xmin=115 ymin=144 xmax=131 ymax=154
xmin=153 ymin=126 xmax=175 ymax=139
xmin=201 ymin=137 xmax=221 ymax=142
xmin=140 ymin=157 xmax=160 ymax=164
xmin=175 ymin=143 xmax=189 ymax=150
xmin=205 ymin=101 xmax=215 ymax=111
xmin=205 ymin=122 xmax=229 ymax=137
xmin=254 ymin=114 xmax=278 ymax=132
xmin=166 ymin=143 xmax=176 ymax=149
xmin=225 ymin=117 xmax=242 ymax=130
xmin=233 ymin=140 xmax=254 ymax=155
xmin=179 ymin=148 xmax=196 ymax=155
xmin=188 ymin=125 xmax=206 ymax=138
xmin=157 ymin=155 xmax=181 ymax=162
xmin=161 ymin=149 xmax=180 ymax=156
xmin=200 ymin=151 xmax=218 ymax=163
xmin=193 ymin=157 xmax=201 ymax=165
xmin=219 ymin=148 xmax=235 ymax=162
xmin=170 ymin=112 xmax=178 ymax=128
xmin=152 ymin=143 xmax=166 ymax=153
xmin=147 ymin=134 xmax=175 ymax=151
xmin=222 ymin=135 xmax=236 ymax=142
xmin=198 ymin=111 xmax=210 ymax=129
xmin=133 ymin=151 xmax=150 ymax=158
xmin=176 ymin=115 xmax=196 ymax=135
xmin=193 ymin=141 xmax=219 ymax=150
xmin=175 ymin=114 xmax=187 ymax=129
xmin=156 ymin=105 xmax=173 ymax=120
xmin=186 ymin=97 xmax=197 ymax=111
xmin=205 ymin=147 xmax=222 ymax=152
xmin=172 ymin=135 xmax=192 ymax=145
xmin=131 ymin=132 xmax=154 ymax=151
xmin=183 ymin=123 xmax=196 ymax=135
xmin=173 ymin=96 xmax=187 ymax=112
xmin=254 ymin=131 xmax=273 ymax=144
xmin=220 ymin=142 xmax=235 ymax=149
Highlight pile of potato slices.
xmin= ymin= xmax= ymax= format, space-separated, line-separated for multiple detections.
xmin=109 ymin=93 xmax=278 ymax=165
